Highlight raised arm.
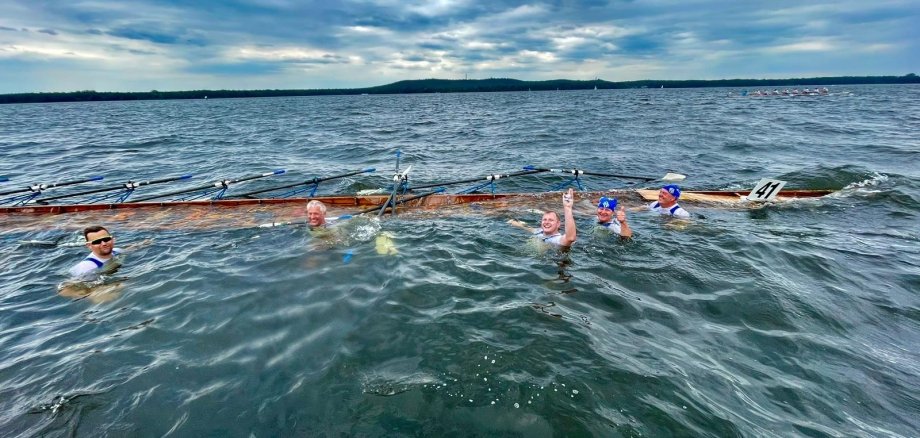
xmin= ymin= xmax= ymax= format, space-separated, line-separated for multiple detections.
xmin=560 ymin=188 xmax=576 ymax=246
xmin=616 ymin=206 xmax=633 ymax=238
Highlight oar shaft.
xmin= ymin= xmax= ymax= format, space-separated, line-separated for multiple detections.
xmin=580 ymin=170 xmax=656 ymax=181
xmin=361 ymin=189 xmax=444 ymax=215
xmin=132 ymin=170 xmax=284 ymax=202
xmin=233 ymin=168 xmax=374 ymax=198
xmin=378 ymin=185 xmax=401 ymax=218
xmin=524 ymin=166 xmax=657 ymax=182
xmin=409 ymin=169 xmax=545 ymax=191
xmin=0 ymin=176 xmax=104 ymax=197
xmin=35 ymin=175 xmax=192 ymax=203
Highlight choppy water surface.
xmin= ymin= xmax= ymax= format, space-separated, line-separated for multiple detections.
xmin=1 ymin=85 xmax=919 ymax=436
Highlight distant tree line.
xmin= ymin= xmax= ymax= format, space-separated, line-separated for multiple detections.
xmin=1 ymin=74 xmax=917 ymax=104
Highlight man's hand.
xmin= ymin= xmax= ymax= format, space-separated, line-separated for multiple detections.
xmin=616 ymin=206 xmax=627 ymax=223
xmin=507 ymin=219 xmax=528 ymax=230
xmin=562 ymin=188 xmax=574 ymax=209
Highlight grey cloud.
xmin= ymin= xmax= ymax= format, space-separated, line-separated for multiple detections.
xmin=0 ymin=0 xmax=915 ymax=92
xmin=107 ymin=26 xmax=208 ymax=46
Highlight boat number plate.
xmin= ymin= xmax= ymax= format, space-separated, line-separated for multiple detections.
xmin=746 ymin=178 xmax=787 ymax=202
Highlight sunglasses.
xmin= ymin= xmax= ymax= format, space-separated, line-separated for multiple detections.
xmin=89 ymin=236 xmax=113 ymax=245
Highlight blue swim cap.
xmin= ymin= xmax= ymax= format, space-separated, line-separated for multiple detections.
xmin=597 ymin=196 xmax=617 ymax=210
xmin=662 ymin=184 xmax=681 ymax=199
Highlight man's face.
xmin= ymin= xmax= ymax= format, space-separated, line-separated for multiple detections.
xmin=597 ymin=206 xmax=613 ymax=223
xmin=85 ymin=229 xmax=115 ymax=258
xmin=658 ymin=189 xmax=677 ymax=205
xmin=307 ymin=206 xmax=326 ymax=227
xmin=540 ymin=212 xmax=560 ymax=234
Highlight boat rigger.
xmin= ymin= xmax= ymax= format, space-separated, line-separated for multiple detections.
xmin=0 ymin=151 xmax=835 ymax=217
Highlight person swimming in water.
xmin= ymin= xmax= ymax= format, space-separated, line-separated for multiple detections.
xmin=595 ymin=196 xmax=632 ymax=238
xmin=508 ymin=188 xmax=577 ymax=247
xmin=61 ymin=225 xmax=149 ymax=302
xmin=647 ymin=184 xmax=690 ymax=218
xmin=69 ymin=225 xmax=121 ymax=279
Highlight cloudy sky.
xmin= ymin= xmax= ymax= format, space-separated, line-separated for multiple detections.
xmin=1 ymin=0 xmax=917 ymax=93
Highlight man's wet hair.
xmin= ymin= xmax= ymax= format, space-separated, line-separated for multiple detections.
xmin=83 ymin=225 xmax=108 ymax=241
xmin=306 ymin=200 xmax=327 ymax=213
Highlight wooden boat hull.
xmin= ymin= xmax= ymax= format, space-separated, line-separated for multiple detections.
xmin=1 ymin=190 xmax=834 ymax=216
xmin=635 ymin=189 xmax=834 ymax=203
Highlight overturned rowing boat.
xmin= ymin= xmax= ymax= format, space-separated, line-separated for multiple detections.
xmin=0 ymin=188 xmax=834 ymax=216
xmin=0 ymin=153 xmax=835 ymax=218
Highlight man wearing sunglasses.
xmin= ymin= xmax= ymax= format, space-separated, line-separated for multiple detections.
xmin=69 ymin=225 xmax=121 ymax=278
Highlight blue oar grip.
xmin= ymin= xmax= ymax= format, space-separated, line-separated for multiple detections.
xmin=0 ymin=177 xmax=8 ymax=183
xmin=523 ymin=165 xmax=536 ymax=170
xmin=273 ymin=169 xmax=286 ymax=175
xmin=363 ymin=168 xmax=376 ymax=173
xmin=337 ymin=214 xmax=353 ymax=220
xmin=91 ymin=176 xmax=105 ymax=181
xmin=434 ymin=188 xmax=446 ymax=193
xmin=396 ymin=150 xmax=401 ymax=158
xmin=179 ymin=174 xmax=193 ymax=180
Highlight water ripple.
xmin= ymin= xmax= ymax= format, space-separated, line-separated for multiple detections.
xmin=1 ymin=85 xmax=919 ymax=435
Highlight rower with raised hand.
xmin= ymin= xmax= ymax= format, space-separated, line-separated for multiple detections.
xmin=647 ymin=184 xmax=690 ymax=218
xmin=595 ymin=196 xmax=632 ymax=238
xmin=508 ymin=188 xmax=577 ymax=247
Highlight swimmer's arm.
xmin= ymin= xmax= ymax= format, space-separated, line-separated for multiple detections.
xmin=560 ymin=188 xmax=576 ymax=246
xmin=628 ymin=205 xmax=649 ymax=213
xmin=617 ymin=207 xmax=633 ymax=239
xmin=506 ymin=219 xmax=531 ymax=232
xmin=122 ymin=238 xmax=154 ymax=252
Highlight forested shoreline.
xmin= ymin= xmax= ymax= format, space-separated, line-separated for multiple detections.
xmin=2 ymin=74 xmax=916 ymax=104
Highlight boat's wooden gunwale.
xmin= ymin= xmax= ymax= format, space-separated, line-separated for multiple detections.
xmin=0 ymin=190 xmax=834 ymax=215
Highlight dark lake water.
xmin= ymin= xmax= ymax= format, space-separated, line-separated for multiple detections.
xmin=1 ymin=85 xmax=919 ymax=436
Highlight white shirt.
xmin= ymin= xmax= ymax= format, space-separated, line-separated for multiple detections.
xmin=532 ymin=229 xmax=564 ymax=246
xmin=598 ymin=220 xmax=623 ymax=235
xmin=69 ymin=248 xmax=121 ymax=278
xmin=648 ymin=201 xmax=690 ymax=218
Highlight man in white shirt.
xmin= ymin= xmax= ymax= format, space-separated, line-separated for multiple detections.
xmin=508 ymin=188 xmax=577 ymax=247
xmin=69 ymin=225 xmax=121 ymax=278
xmin=648 ymin=184 xmax=690 ymax=218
